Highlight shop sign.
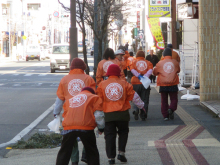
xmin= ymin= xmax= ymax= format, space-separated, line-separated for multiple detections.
xmin=147 ymin=18 xmax=165 ymax=49
xmin=148 ymin=0 xmax=171 ymax=18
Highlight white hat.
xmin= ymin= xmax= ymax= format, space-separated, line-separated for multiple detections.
xmin=114 ymin=49 xmax=125 ymax=55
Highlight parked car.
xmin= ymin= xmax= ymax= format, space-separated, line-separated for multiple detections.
xmin=78 ymin=42 xmax=83 ymax=52
xmin=50 ymin=44 xmax=70 ymax=73
xmin=91 ymin=46 xmax=94 ymax=56
xmin=26 ymin=45 xmax=41 ymax=61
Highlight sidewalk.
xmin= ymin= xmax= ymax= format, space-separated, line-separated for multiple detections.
xmin=1 ymin=87 xmax=220 ymax=165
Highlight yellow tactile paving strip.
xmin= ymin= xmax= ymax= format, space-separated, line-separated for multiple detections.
xmin=165 ymin=105 xmax=200 ymax=165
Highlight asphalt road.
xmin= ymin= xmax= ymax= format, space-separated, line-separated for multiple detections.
xmin=0 ymin=59 xmax=69 ymax=145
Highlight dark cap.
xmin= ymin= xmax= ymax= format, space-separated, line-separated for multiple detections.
xmin=163 ymin=48 xmax=172 ymax=57
xmin=167 ymin=44 xmax=173 ymax=49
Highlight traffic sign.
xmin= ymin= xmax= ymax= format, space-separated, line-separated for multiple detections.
xmin=22 ymin=35 xmax=27 ymax=40
xmin=53 ymin=11 xmax=59 ymax=17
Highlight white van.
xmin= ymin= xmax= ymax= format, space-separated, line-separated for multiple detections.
xmin=50 ymin=44 xmax=70 ymax=73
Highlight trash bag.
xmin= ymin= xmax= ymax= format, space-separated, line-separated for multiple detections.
xmin=47 ymin=115 xmax=61 ymax=133
xmin=140 ymin=76 xmax=151 ymax=89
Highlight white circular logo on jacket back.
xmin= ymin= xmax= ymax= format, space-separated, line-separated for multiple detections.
xmin=69 ymin=94 xmax=87 ymax=108
xmin=128 ymin=57 xmax=134 ymax=62
xmin=68 ymin=79 xmax=85 ymax=96
xmin=103 ymin=61 xmax=114 ymax=73
xmin=136 ymin=61 xmax=147 ymax=71
xmin=163 ymin=62 xmax=174 ymax=73
xmin=105 ymin=83 xmax=123 ymax=101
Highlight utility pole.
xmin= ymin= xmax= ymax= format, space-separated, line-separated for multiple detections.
xmin=93 ymin=0 xmax=98 ymax=78
xmin=171 ymin=0 xmax=177 ymax=49
xmin=69 ymin=0 xmax=78 ymax=63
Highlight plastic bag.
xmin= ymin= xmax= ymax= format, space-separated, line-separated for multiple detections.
xmin=47 ymin=115 xmax=61 ymax=133
xmin=140 ymin=76 xmax=151 ymax=89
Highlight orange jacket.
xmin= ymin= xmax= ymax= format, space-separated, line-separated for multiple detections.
xmin=126 ymin=56 xmax=135 ymax=70
xmin=56 ymin=69 xmax=96 ymax=118
xmin=122 ymin=51 xmax=130 ymax=70
xmin=161 ymin=50 xmax=180 ymax=63
xmin=153 ymin=56 xmax=180 ymax=86
xmin=97 ymin=76 xmax=135 ymax=113
xmin=130 ymin=57 xmax=153 ymax=85
xmin=61 ymin=90 xmax=103 ymax=130
xmin=96 ymin=58 xmax=125 ymax=85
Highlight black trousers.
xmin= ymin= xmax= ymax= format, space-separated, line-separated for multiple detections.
xmin=133 ymin=84 xmax=151 ymax=116
xmin=56 ymin=130 xmax=99 ymax=165
xmin=149 ymin=75 xmax=156 ymax=82
xmin=123 ymin=69 xmax=127 ymax=77
xmin=104 ymin=121 xmax=129 ymax=159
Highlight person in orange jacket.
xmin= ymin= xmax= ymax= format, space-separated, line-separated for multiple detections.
xmin=55 ymin=87 xmax=104 ymax=165
xmin=127 ymin=51 xmax=135 ymax=83
xmin=161 ymin=44 xmax=180 ymax=63
xmin=96 ymin=48 xmax=125 ymax=86
xmin=122 ymin=50 xmax=130 ymax=77
xmin=53 ymin=58 xmax=97 ymax=165
xmin=153 ymin=48 xmax=180 ymax=121
xmin=96 ymin=64 xmax=135 ymax=165
xmin=130 ymin=50 xmax=153 ymax=121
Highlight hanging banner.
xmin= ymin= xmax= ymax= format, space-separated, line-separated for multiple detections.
xmin=148 ymin=0 xmax=171 ymax=18
xmin=147 ymin=18 xmax=165 ymax=49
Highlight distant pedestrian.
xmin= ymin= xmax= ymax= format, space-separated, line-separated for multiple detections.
xmin=127 ymin=51 xmax=135 ymax=83
xmin=125 ymin=42 xmax=129 ymax=51
xmin=53 ymin=58 xmax=97 ymax=165
xmin=153 ymin=48 xmax=180 ymax=121
xmin=161 ymin=44 xmax=180 ymax=63
xmin=96 ymin=48 xmax=125 ymax=86
xmin=146 ymin=50 xmax=159 ymax=83
xmin=55 ymin=87 xmax=104 ymax=165
xmin=97 ymin=64 xmax=135 ymax=165
xmin=130 ymin=50 xmax=153 ymax=121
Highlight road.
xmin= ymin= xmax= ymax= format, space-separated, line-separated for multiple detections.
xmin=0 ymin=53 xmax=94 ymax=146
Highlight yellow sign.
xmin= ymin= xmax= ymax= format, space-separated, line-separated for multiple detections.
xmin=147 ymin=18 xmax=165 ymax=49
xmin=148 ymin=0 xmax=171 ymax=18
xmin=22 ymin=35 xmax=27 ymax=40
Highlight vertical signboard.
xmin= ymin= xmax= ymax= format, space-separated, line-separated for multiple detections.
xmin=147 ymin=18 xmax=165 ymax=49
xmin=137 ymin=11 xmax=140 ymax=29
xmin=148 ymin=0 xmax=171 ymax=18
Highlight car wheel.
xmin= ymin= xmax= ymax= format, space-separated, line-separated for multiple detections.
xmin=26 ymin=58 xmax=29 ymax=61
xmin=38 ymin=58 xmax=40 ymax=61
xmin=51 ymin=69 xmax=55 ymax=73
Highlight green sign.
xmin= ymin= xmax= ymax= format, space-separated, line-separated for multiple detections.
xmin=134 ymin=28 xmax=138 ymax=37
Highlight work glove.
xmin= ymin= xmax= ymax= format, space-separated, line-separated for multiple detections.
xmin=138 ymin=75 xmax=143 ymax=80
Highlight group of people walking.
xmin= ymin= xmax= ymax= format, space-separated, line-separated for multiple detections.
xmin=53 ymin=44 xmax=180 ymax=165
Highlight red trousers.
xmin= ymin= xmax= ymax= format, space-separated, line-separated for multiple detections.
xmin=160 ymin=92 xmax=178 ymax=118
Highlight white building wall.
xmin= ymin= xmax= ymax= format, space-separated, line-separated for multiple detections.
xmin=181 ymin=19 xmax=199 ymax=84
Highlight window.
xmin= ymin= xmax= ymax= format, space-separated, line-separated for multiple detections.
xmin=53 ymin=46 xmax=69 ymax=54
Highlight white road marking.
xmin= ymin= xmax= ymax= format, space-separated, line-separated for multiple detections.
xmin=13 ymin=84 xmax=21 ymax=86
xmin=0 ymin=104 xmax=55 ymax=149
xmin=50 ymin=83 xmax=59 ymax=86
xmin=38 ymin=74 xmax=47 ymax=76
xmin=24 ymin=74 xmax=32 ymax=76
xmin=0 ymin=84 xmax=5 ymax=86
xmin=31 ymin=83 xmax=43 ymax=86
xmin=12 ymin=74 xmax=19 ymax=76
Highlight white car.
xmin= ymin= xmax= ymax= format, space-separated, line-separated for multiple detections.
xmin=78 ymin=43 xmax=83 ymax=52
xmin=26 ymin=45 xmax=41 ymax=61
xmin=50 ymin=44 xmax=70 ymax=73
